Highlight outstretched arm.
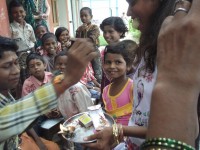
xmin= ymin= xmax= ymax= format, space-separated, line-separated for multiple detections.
xmin=0 ymin=39 xmax=97 ymax=143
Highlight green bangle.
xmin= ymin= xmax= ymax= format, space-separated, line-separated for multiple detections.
xmin=140 ymin=137 xmax=195 ymax=150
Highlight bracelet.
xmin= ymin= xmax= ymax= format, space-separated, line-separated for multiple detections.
xmin=53 ymin=74 xmax=64 ymax=84
xmin=140 ymin=137 xmax=195 ymax=150
xmin=112 ymin=124 xmax=119 ymax=145
xmin=117 ymin=124 xmax=124 ymax=142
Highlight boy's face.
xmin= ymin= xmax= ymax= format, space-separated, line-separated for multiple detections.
xmin=54 ymin=55 xmax=68 ymax=73
xmin=0 ymin=51 xmax=20 ymax=91
xmin=42 ymin=37 xmax=57 ymax=55
xmin=11 ymin=6 xmax=26 ymax=24
xmin=28 ymin=59 xmax=46 ymax=80
xmin=80 ymin=10 xmax=92 ymax=24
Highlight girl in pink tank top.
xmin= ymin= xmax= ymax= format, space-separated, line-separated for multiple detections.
xmin=102 ymin=40 xmax=138 ymax=126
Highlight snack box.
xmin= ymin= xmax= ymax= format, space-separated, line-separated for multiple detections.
xmin=88 ymin=104 xmax=109 ymax=131
xmin=78 ymin=113 xmax=93 ymax=128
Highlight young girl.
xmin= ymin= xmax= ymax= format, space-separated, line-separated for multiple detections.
xmin=55 ymin=27 xmax=71 ymax=51
xmin=102 ymin=40 xmax=137 ymax=126
xmin=100 ymin=16 xmax=128 ymax=46
xmin=41 ymin=32 xmax=60 ymax=72
xmin=100 ymin=17 xmax=128 ymax=100
xmin=76 ymin=7 xmax=102 ymax=83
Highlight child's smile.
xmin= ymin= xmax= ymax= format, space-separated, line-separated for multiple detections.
xmin=104 ymin=53 xmax=127 ymax=80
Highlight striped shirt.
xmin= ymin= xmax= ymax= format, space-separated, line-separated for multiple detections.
xmin=0 ymin=83 xmax=57 ymax=149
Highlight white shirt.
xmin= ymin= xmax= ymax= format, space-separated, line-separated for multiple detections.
xmin=57 ymin=82 xmax=94 ymax=119
xmin=10 ymin=21 xmax=36 ymax=50
xmin=125 ymin=58 xmax=157 ymax=149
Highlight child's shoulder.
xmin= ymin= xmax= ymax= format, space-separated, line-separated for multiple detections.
xmin=128 ymin=78 xmax=133 ymax=83
xmin=24 ymin=22 xmax=34 ymax=30
xmin=45 ymin=71 xmax=53 ymax=77
xmin=76 ymin=25 xmax=82 ymax=31
xmin=90 ymin=24 xmax=99 ymax=30
xmin=90 ymin=24 xmax=98 ymax=28
xmin=23 ymin=76 xmax=35 ymax=85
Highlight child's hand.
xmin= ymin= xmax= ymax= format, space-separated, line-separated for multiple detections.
xmin=61 ymin=40 xmax=71 ymax=49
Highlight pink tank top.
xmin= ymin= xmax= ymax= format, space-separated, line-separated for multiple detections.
xmin=102 ymin=78 xmax=133 ymax=125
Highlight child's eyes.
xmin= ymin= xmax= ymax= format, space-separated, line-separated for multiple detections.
xmin=2 ymin=65 xmax=10 ymax=69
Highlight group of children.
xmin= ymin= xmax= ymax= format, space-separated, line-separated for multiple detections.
xmin=7 ymin=0 xmax=138 ymax=149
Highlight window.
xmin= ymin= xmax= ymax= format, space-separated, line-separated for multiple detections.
xmin=51 ymin=0 xmax=59 ymax=26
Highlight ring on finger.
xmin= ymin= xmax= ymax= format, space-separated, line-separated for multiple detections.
xmin=174 ymin=7 xmax=189 ymax=15
xmin=175 ymin=0 xmax=192 ymax=10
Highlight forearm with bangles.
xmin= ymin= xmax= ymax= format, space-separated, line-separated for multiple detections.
xmin=111 ymin=124 xmax=195 ymax=149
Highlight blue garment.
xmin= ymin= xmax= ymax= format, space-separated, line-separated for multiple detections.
xmin=87 ymin=82 xmax=100 ymax=99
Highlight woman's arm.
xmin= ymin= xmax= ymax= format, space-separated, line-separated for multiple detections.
xmin=123 ymin=126 xmax=147 ymax=139
xmin=146 ymin=0 xmax=200 ymax=147
xmin=83 ymin=125 xmax=147 ymax=149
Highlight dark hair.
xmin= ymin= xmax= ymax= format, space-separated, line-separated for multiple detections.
xmin=104 ymin=40 xmax=137 ymax=67
xmin=35 ymin=24 xmax=49 ymax=32
xmin=80 ymin=7 xmax=92 ymax=16
xmin=136 ymin=1 xmax=175 ymax=73
xmin=0 ymin=36 xmax=18 ymax=58
xmin=100 ymin=17 xmax=128 ymax=38
xmin=55 ymin=27 xmax=69 ymax=42
xmin=41 ymin=32 xmax=57 ymax=46
xmin=9 ymin=0 xmax=24 ymax=14
xmin=54 ymin=51 xmax=67 ymax=65
xmin=26 ymin=52 xmax=45 ymax=69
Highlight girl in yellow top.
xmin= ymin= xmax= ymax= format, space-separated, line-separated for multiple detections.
xmin=102 ymin=40 xmax=137 ymax=126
